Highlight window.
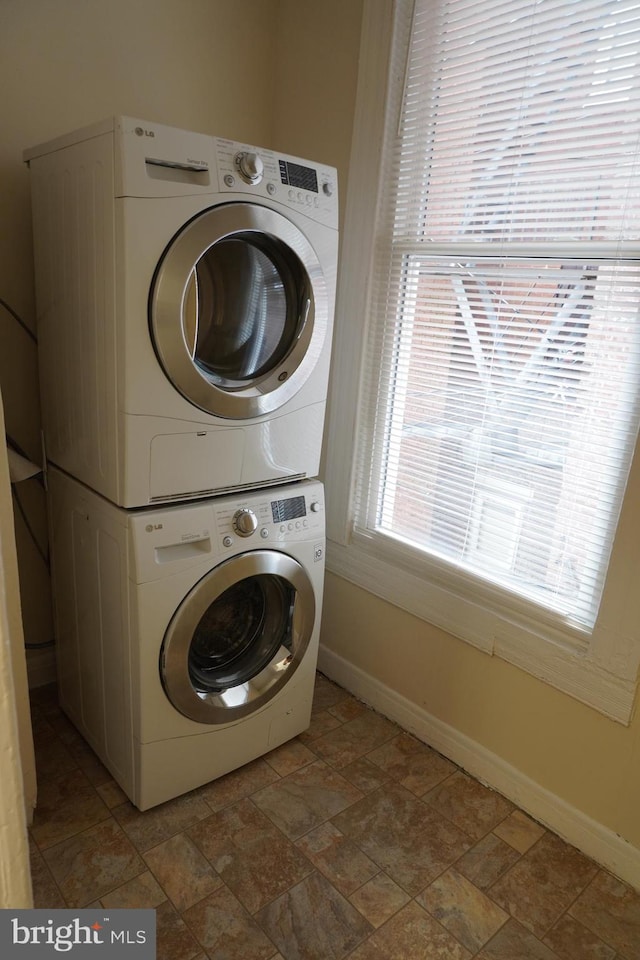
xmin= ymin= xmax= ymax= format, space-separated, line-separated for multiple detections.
xmin=326 ymin=0 xmax=640 ymax=722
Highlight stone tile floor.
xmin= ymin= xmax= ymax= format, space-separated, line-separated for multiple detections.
xmin=28 ymin=673 xmax=640 ymax=959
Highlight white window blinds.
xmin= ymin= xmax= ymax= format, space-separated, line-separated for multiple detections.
xmin=355 ymin=0 xmax=640 ymax=631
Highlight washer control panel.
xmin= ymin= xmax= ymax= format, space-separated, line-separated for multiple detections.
xmin=215 ymin=483 xmax=324 ymax=548
xmin=129 ymin=479 xmax=324 ymax=579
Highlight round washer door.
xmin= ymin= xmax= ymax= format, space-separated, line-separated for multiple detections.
xmin=160 ymin=550 xmax=316 ymax=724
xmin=150 ymin=202 xmax=329 ymax=420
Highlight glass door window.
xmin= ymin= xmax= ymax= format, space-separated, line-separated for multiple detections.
xmin=160 ymin=551 xmax=315 ymax=724
xmin=188 ymin=574 xmax=294 ymax=694
xmin=184 ymin=233 xmax=310 ymax=387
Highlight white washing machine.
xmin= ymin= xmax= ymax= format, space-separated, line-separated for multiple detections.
xmin=47 ymin=465 xmax=325 ymax=810
xmin=25 ymin=116 xmax=338 ymax=507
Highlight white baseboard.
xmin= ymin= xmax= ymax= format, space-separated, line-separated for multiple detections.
xmin=318 ymin=644 xmax=640 ymax=892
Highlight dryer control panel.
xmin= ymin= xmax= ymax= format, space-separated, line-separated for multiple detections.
xmin=215 ymin=138 xmax=338 ymax=230
xmin=26 ymin=117 xmax=338 ymax=230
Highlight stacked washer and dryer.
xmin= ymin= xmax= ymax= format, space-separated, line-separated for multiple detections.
xmin=24 ymin=116 xmax=338 ymax=810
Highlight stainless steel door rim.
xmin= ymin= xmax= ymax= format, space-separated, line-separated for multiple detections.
xmin=160 ymin=549 xmax=316 ymax=724
xmin=150 ymin=202 xmax=329 ymax=419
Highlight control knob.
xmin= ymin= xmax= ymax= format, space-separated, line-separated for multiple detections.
xmin=232 ymin=508 xmax=258 ymax=537
xmin=236 ymin=152 xmax=264 ymax=184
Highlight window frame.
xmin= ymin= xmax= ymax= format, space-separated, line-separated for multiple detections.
xmin=325 ymin=0 xmax=640 ymax=724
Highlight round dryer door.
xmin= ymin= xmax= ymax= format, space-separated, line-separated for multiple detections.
xmin=150 ymin=202 xmax=329 ymax=419
xmin=160 ymin=550 xmax=316 ymax=724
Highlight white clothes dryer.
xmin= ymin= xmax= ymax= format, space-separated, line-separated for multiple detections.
xmin=25 ymin=117 xmax=338 ymax=507
xmin=47 ymin=465 xmax=325 ymax=811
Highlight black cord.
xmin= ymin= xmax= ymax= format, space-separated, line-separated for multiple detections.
xmin=0 ymin=296 xmax=37 ymax=344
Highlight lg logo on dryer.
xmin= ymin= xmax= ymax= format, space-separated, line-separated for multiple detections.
xmin=134 ymin=126 xmax=155 ymax=138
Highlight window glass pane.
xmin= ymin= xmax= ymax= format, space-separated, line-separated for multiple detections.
xmin=373 ymin=257 xmax=640 ymax=624
xmin=397 ymin=0 xmax=640 ymax=245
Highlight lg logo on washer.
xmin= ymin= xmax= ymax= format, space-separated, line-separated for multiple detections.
xmin=134 ymin=125 xmax=155 ymax=137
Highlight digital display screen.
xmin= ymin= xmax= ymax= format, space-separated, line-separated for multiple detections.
xmin=279 ymin=159 xmax=318 ymax=194
xmin=271 ymin=496 xmax=307 ymax=523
